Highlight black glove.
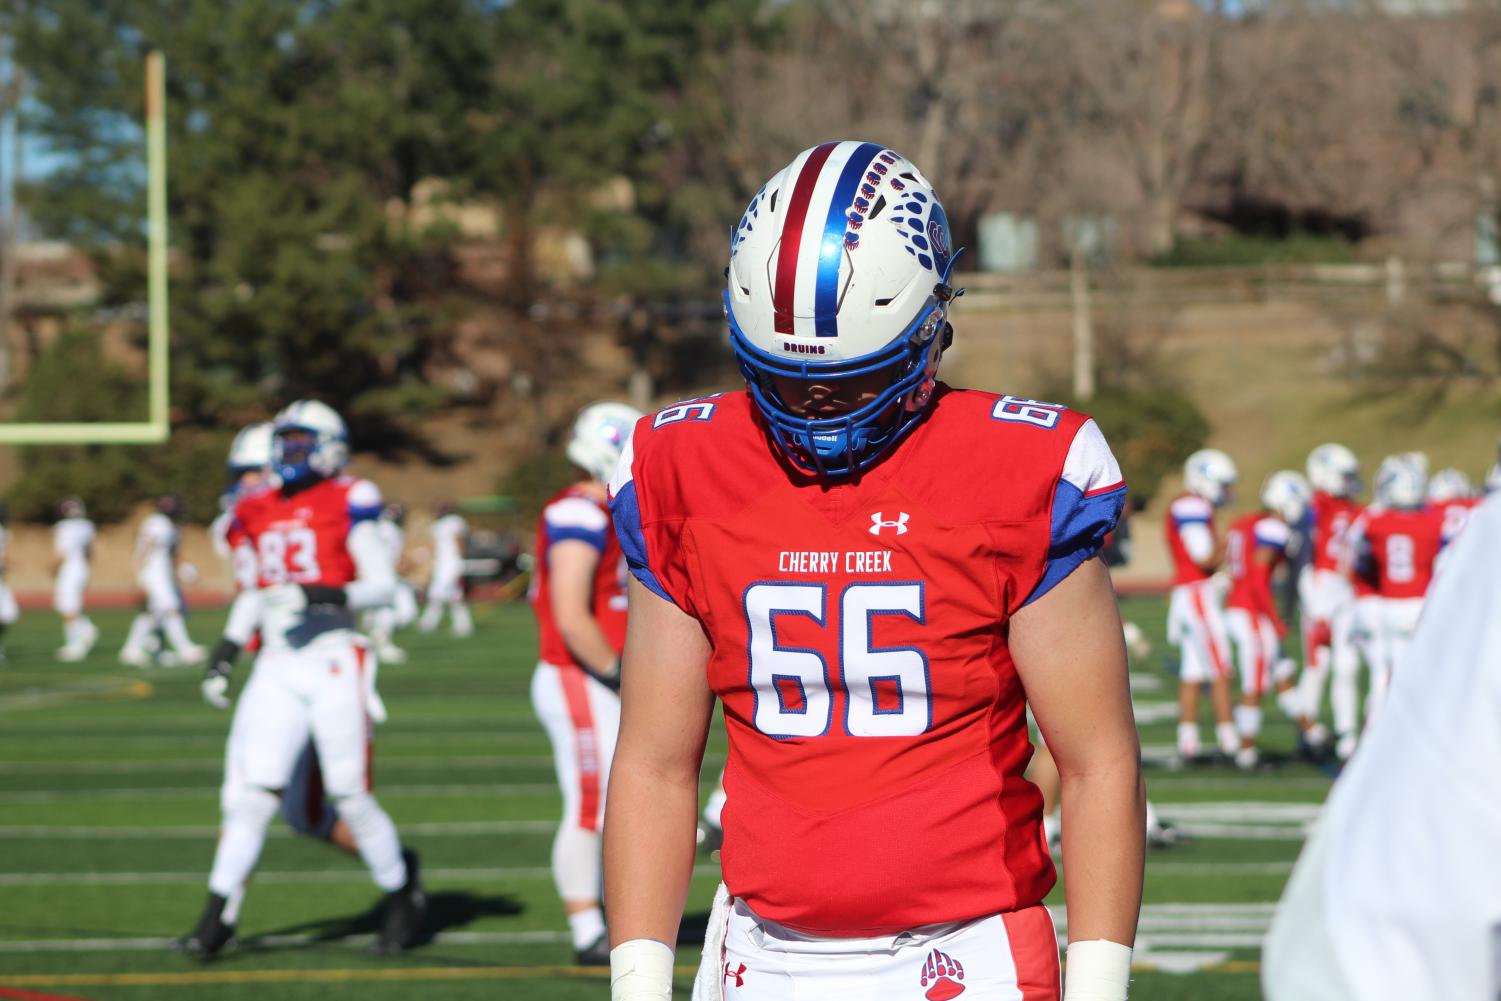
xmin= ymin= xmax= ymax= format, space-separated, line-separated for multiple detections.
xmin=201 ymin=638 xmax=241 ymax=710
xmin=581 ymin=658 xmax=622 ymax=693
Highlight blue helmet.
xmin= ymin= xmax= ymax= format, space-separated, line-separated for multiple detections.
xmin=726 ymin=141 xmax=961 ymax=477
xmin=272 ymin=400 xmax=349 ymax=487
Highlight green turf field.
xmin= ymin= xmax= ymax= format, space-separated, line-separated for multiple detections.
xmin=0 ymin=596 xmax=1324 ymax=1000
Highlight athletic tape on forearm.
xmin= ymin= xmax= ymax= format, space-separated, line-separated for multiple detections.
xmin=1063 ymin=939 xmax=1133 ymax=1001
xmin=610 ymin=938 xmax=674 ymax=1001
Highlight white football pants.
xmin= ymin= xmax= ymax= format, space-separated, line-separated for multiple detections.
xmin=531 ymin=661 xmax=620 ymax=902
xmin=694 ymin=888 xmax=1060 ymax=1001
xmin=1168 ymin=581 xmax=1231 ymax=684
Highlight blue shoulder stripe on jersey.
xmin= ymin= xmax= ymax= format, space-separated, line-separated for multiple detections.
xmin=1171 ymin=513 xmax=1209 ymax=528
xmin=608 ymin=480 xmax=676 ymax=607
xmin=1023 ymin=480 xmax=1128 ymax=607
xmin=349 ymin=504 xmax=383 ymax=523
xmin=814 ymin=142 xmax=884 ymax=338
xmin=548 ymin=525 xmax=608 ymax=553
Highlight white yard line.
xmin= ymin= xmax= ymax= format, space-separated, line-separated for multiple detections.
xmin=1130 ymin=701 xmax=1183 ymax=725
xmin=0 ymin=783 xmax=558 ymax=803
xmin=0 ymin=755 xmax=556 ymax=774
xmin=0 ymin=820 xmax=557 ymax=839
xmin=1172 ymin=823 xmax=1310 ymax=841
xmin=0 ymin=930 xmax=572 ymax=952
xmin=0 ymin=863 xmax=723 ymax=887
xmin=1155 ymin=802 xmax=1321 ymax=822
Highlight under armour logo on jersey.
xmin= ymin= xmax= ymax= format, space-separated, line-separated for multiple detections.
xmin=920 ymin=948 xmax=966 ymax=999
xmin=869 ymin=512 xmax=910 ymax=535
xmin=724 ymin=961 xmax=747 ymax=988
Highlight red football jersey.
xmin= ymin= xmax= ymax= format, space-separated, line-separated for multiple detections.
xmin=611 ymin=386 xmax=1126 ymax=936
xmin=1357 ymin=507 xmax=1445 ymax=599
xmin=1225 ymin=512 xmax=1290 ymax=624
xmin=232 ymin=476 xmax=383 ymax=588
xmin=1437 ymin=497 xmax=1481 ymax=544
xmin=1164 ymin=493 xmax=1217 ymax=586
xmin=528 ymin=485 xmax=628 ymax=668
xmin=1311 ymin=491 xmax=1360 ymax=573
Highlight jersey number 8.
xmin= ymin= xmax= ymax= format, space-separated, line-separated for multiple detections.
xmin=744 ymin=582 xmax=931 ymax=740
xmin=258 ymin=528 xmax=322 ymax=584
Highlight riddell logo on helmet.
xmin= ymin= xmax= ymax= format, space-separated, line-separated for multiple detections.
xmin=782 ymin=341 xmax=827 ymax=355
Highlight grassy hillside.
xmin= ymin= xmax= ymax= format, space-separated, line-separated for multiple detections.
xmin=948 ymin=298 xmax=1501 ymax=581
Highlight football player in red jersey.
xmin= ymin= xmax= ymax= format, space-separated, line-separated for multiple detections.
xmin=604 ymin=143 xmax=1141 ymax=1001
xmin=180 ymin=401 xmax=424 ymax=959
xmin=1164 ymin=449 xmax=1240 ymax=761
xmin=1297 ymin=443 xmax=1363 ymax=761
xmin=527 ymin=400 xmax=642 ymax=965
xmin=1428 ymin=467 xmax=1479 ymax=546
xmin=1223 ymin=472 xmax=1326 ymax=769
xmin=1347 ymin=455 xmax=1445 ymax=731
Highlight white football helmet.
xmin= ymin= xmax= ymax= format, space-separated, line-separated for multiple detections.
xmin=227 ymin=421 xmax=274 ymax=474
xmin=1184 ymin=448 xmax=1238 ymax=506
xmin=1262 ymin=470 xmax=1313 ymax=525
xmin=1375 ymin=454 xmax=1426 ymax=509
xmin=567 ymin=401 xmax=644 ymax=483
xmin=1306 ymin=443 xmax=1361 ymax=497
xmin=1427 ymin=467 xmax=1472 ymax=503
xmin=59 ymin=496 xmax=86 ymax=519
xmin=726 ymin=141 xmax=960 ymax=476
xmin=272 ymin=400 xmax=349 ymax=485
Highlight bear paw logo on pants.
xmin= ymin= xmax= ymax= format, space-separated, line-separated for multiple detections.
xmin=919 ymin=948 xmax=965 ymax=999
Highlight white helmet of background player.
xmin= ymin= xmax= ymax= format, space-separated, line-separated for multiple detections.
xmin=567 ymin=401 xmax=644 ymax=483
xmin=226 ymin=421 xmax=274 ymax=474
xmin=1375 ymin=454 xmax=1427 ymax=509
xmin=272 ymin=400 xmax=349 ymax=486
xmin=1184 ymin=448 xmax=1238 ymax=506
xmin=1306 ymin=442 xmax=1361 ymax=497
xmin=727 ymin=141 xmax=961 ymax=476
xmin=1427 ymin=467 xmax=1473 ymax=503
xmin=1262 ymin=470 xmax=1312 ymax=525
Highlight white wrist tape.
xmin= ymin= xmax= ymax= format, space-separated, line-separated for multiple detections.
xmin=610 ymin=938 xmax=674 ymax=1001
xmin=1063 ymin=939 xmax=1133 ymax=1001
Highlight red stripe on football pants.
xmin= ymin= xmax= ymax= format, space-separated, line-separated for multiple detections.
xmin=558 ymin=666 xmax=602 ymax=832
xmin=1189 ymin=586 xmax=1230 ymax=679
xmin=1003 ymin=906 xmax=1062 ymax=1001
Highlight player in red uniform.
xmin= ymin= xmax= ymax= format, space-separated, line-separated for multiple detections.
xmin=1223 ymin=472 xmax=1325 ymax=769
xmin=604 ymin=143 xmax=1141 ymax=1001
xmin=181 ymin=401 xmax=424 ymax=959
xmin=1165 ymin=449 xmax=1239 ymax=761
xmin=527 ymin=400 xmax=641 ymax=965
xmin=193 ymin=421 xmax=371 ymax=941
xmin=1297 ymin=443 xmax=1363 ymax=761
xmin=1428 ymin=468 xmax=1479 ymax=546
xmin=1348 ymin=455 xmax=1445 ymax=729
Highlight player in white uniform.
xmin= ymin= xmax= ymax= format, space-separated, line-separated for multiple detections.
xmin=0 ymin=506 xmax=20 ymax=664
xmin=366 ymin=503 xmax=416 ymax=662
xmin=1264 ymin=493 xmax=1501 ymax=1001
xmin=52 ymin=498 xmax=98 ymax=662
xmin=181 ymin=400 xmax=423 ymax=959
xmin=120 ymin=496 xmax=206 ymax=667
xmin=416 ymin=503 xmax=471 ymax=637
